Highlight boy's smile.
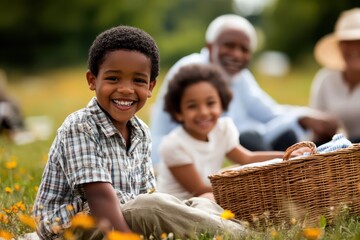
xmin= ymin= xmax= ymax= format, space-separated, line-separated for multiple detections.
xmin=87 ymin=50 xmax=156 ymax=133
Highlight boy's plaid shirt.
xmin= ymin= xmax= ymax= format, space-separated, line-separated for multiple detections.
xmin=32 ymin=97 xmax=156 ymax=239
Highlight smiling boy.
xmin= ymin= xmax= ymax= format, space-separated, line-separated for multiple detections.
xmin=32 ymin=25 xmax=246 ymax=240
xmin=32 ymin=25 xmax=158 ymax=239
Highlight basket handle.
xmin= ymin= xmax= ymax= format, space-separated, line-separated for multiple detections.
xmin=283 ymin=141 xmax=317 ymax=161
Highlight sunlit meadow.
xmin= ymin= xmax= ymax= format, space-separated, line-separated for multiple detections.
xmin=1 ymin=66 xmax=360 ymax=239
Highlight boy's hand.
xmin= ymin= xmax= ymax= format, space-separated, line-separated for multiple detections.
xmin=84 ymin=182 xmax=133 ymax=233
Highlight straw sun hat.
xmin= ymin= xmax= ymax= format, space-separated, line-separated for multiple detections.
xmin=314 ymin=8 xmax=360 ymax=70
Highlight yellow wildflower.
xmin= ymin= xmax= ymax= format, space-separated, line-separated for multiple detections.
xmin=5 ymin=159 xmax=17 ymax=169
xmin=34 ymin=186 xmax=39 ymax=192
xmin=19 ymin=214 xmax=36 ymax=229
xmin=161 ymin=232 xmax=167 ymax=239
xmin=220 ymin=209 xmax=235 ymax=220
xmin=11 ymin=205 xmax=19 ymax=213
xmin=3 ymin=208 xmax=11 ymax=214
xmin=0 ymin=230 xmax=13 ymax=240
xmin=16 ymin=201 xmax=26 ymax=211
xmin=63 ymin=229 xmax=76 ymax=240
xmin=5 ymin=187 xmax=12 ymax=194
xmin=14 ymin=184 xmax=21 ymax=191
xmin=66 ymin=204 xmax=73 ymax=212
xmin=271 ymin=230 xmax=279 ymax=238
xmin=106 ymin=230 xmax=141 ymax=240
xmin=214 ymin=235 xmax=223 ymax=240
xmin=303 ymin=228 xmax=323 ymax=240
xmin=42 ymin=154 xmax=48 ymax=163
xmin=71 ymin=213 xmax=95 ymax=229
xmin=0 ymin=213 xmax=9 ymax=224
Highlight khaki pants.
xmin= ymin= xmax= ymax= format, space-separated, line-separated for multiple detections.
xmin=81 ymin=192 xmax=246 ymax=239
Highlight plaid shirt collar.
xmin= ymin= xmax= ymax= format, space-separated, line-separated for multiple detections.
xmin=87 ymin=97 xmax=144 ymax=139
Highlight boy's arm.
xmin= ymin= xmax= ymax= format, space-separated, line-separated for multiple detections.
xmin=83 ymin=182 xmax=132 ymax=233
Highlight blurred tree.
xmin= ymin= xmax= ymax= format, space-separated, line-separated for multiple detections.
xmin=157 ymin=0 xmax=233 ymax=68
xmin=261 ymin=0 xmax=359 ymax=64
xmin=0 ymin=0 xmax=232 ymax=72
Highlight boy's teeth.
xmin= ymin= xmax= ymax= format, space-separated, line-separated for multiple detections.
xmin=114 ymin=100 xmax=133 ymax=106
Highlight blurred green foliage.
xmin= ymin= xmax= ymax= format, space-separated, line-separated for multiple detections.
xmin=0 ymin=0 xmax=358 ymax=72
xmin=261 ymin=0 xmax=359 ymax=63
xmin=0 ymin=0 xmax=232 ymax=71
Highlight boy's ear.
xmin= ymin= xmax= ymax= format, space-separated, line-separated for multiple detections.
xmin=86 ymin=70 xmax=96 ymax=91
xmin=147 ymin=80 xmax=157 ymax=98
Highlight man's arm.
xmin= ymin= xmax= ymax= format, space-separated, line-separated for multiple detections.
xmin=298 ymin=110 xmax=339 ymax=143
xmin=83 ymin=182 xmax=132 ymax=233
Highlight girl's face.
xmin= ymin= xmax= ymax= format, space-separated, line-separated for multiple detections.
xmin=340 ymin=40 xmax=360 ymax=71
xmin=175 ymin=81 xmax=223 ymax=141
xmin=87 ymin=50 xmax=156 ymax=132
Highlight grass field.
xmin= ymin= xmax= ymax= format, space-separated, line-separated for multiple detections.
xmin=1 ymin=65 xmax=360 ymax=239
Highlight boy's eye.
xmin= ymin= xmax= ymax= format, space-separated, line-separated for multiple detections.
xmin=105 ymin=76 xmax=118 ymax=81
xmin=134 ymin=78 xmax=148 ymax=84
xmin=186 ymin=104 xmax=197 ymax=109
xmin=207 ymin=101 xmax=216 ymax=105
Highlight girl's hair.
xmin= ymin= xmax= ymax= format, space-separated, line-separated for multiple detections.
xmin=164 ymin=63 xmax=232 ymax=123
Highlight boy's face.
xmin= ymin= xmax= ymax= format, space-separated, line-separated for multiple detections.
xmin=207 ymin=28 xmax=251 ymax=77
xmin=175 ymin=81 xmax=223 ymax=141
xmin=87 ymin=50 xmax=156 ymax=131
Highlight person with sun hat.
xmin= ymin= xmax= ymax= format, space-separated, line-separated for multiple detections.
xmin=310 ymin=8 xmax=360 ymax=144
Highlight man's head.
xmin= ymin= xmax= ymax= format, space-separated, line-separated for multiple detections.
xmin=205 ymin=14 xmax=257 ymax=77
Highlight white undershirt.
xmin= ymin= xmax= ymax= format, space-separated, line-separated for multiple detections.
xmin=156 ymin=117 xmax=239 ymax=200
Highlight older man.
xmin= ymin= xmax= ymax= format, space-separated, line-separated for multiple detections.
xmin=150 ymin=14 xmax=338 ymax=166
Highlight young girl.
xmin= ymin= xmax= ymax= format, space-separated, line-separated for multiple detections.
xmin=156 ymin=63 xmax=303 ymax=201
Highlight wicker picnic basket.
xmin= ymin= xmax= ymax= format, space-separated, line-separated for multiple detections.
xmin=209 ymin=141 xmax=360 ymax=226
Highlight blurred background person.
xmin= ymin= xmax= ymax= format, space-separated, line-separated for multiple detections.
xmin=150 ymin=14 xmax=339 ymax=168
xmin=0 ymin=70 xmax=25 ymax=140
xmin=310 ymin=8 xmax=360 ymax=144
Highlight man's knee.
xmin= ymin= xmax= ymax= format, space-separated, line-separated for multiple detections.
xmin=239 ymin=131 xmax=269 ymax=151
xmin=271 ymin=130 xmax=297 ymax=151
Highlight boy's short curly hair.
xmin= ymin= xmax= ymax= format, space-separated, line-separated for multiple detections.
xmin=87 ymin=25 xmax=160 ymax=81
xmin=164 ymin=63 xmax=232 ymax=123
